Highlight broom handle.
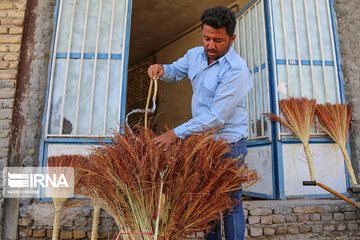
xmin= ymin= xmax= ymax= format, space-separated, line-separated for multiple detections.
xmin=303 ymin=143 xmax=317 ymax=182
xmin=316 ymin=182 xmax=360 ymax=209
xmin=144 ymin=78 xmax=158 ymax=129
xmin=154 ymin=179 xmax=164 ymax=240
xmin=52 ymin=205 xmax=62 ymax=240
xmin=91 ymin=204 xmax=101 ymax=240
xmin=340 ymin=145 xmax=358 ymax=187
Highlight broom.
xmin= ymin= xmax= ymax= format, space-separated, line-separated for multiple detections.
xmin=47 ymin=155 xmax=88 ymax=240
xmin=77 ymin=127 xmax=258 ymax=240
xmin=264 ymin=97 xmax=317 ymax=181
xmin=315 ymin=103 xmax=358 ymax=187
xmin=265 ymin=98 xmax=360 ymax=208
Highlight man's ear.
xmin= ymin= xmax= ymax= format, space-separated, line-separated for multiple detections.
xmin=230 ymin=34 xmax=236 ymax=45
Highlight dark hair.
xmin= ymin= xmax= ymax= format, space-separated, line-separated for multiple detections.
xmin=201 ymin=6 xmax=236 ymax=37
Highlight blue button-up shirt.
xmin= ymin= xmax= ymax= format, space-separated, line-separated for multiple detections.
xmin=161 ymin=46 xmax=252 ymax=142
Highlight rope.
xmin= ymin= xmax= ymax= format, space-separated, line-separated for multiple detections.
xmin=125 ymin=78 xmax=158 ymax=132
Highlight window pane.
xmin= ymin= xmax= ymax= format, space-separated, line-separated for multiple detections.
xmin=47 ymin=0 xmax=128 ymax=136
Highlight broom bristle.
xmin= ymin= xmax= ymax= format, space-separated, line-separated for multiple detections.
xmin=75 ymin=126 xmax=258 ymax=239
xmin=264 ymin=97 xmax=316 ymax=143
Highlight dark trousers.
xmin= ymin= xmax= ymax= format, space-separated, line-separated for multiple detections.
xmin=205 ymin=138 xmax=248 ymax=240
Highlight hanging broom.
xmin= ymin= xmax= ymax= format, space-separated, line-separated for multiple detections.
xmin=47 ymin=155 xmax=88 ymax=240
xmin=315 ymin=103 xmax=358 ymax=187
xmin=76 ymin=126 xmax=258 ymax=240
xmin=264 ymin=97 xmax=317 ymax=181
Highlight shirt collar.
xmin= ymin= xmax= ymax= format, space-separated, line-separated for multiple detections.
xmin=201 ymin=46 xmax=235 ymax=66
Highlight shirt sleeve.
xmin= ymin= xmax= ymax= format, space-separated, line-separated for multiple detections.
xmin=173 ymin=69 xmax=252 ymax=139
xmin=160 ymin=52 xmax=189 ymax=82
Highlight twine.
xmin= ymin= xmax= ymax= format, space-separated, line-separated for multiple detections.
xmin=125 ymin=78 xmax=158 ymax=132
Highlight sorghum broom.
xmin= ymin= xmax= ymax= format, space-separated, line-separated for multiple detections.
xmin=47 ymin=155 xmax=88 ymax=240
xmin=81 ymin=126 xmax=258 ymax=240
xmin=264 ymin=97 xmax=317 ymax=181
xmin=315 ymin=103 xmax=358 ymax=187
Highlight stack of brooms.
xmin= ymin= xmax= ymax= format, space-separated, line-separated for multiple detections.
xmin=47 ymin=79 xmax=258 ymax=240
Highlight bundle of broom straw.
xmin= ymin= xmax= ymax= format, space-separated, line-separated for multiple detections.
xmin=74 ymin=126 xmax=258 ymax=240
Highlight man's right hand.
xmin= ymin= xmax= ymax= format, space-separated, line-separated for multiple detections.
xmin=148 ymin=64 xmax=164 ymax=80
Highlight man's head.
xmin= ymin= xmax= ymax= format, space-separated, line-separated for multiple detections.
xmin=201 ymin=6 xmax=236 ymax=63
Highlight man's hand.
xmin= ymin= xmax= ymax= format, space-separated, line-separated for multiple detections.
xmin=148 ymin=64 xmax=164 ymax=80
xmin=153 ymin=130 xmax=178 ymax=150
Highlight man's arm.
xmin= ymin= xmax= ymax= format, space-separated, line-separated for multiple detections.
xmin=174 ymin=70 xmax=252 ymax=139
xmin=148 ymin=52 xmax=189 ymax=82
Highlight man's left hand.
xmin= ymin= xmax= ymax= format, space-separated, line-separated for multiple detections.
xmin=153 ymin=130 xmax=178 ymax=150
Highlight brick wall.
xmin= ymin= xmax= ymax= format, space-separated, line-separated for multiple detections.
xmin=0 ymin=0 xmax=27 ymax=237
xmin=0 ymin=0 xmax=26 ymax=165
xmin=126 ymin=55 xmax=157 ymax=130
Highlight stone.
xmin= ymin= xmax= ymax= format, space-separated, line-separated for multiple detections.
xmin=0 ymin=36 xmax=21 ymax=44
xmin=0 ymin=26 xmax=8 ymax=34
xmin=0 ymin=18 xmax=24 ymax=26
xmin=196 ymin=232 xmax=204 ymax=238
xmin=348 ymin=222 xmax=359 ymax=231
xmin=275 ymin=226 xmax=287 ymax=235
xmin=261 ymin=215 xmax=272 ymax=225
xmin=74 ymin=216 xmax=88 ymax=227
xmin=264 ymin=228 xmax=275 ymax=236
xmin=287 ymin=225 xmax=300 ymax=234
xmin=9 ymin=44 xmax=21 ymax=52
xmin=337 ymin=224 xmax=346 ymax=231
xmin=0 ymin=61 xmax=10 ymax=69
xmin=60 ymin=230 xmax=72 ymax=239
xmin=293 ymin=205 xmax=317 ymax=214
xmin=249 ymin=207 xmax=272 ymax=216
xmin=47 ymin=229 xmax=53 ymax=238
xmin=274 ymin=207 xmax=292 ymax=215
xmin=272 ymin=214 xmax=285 ymax=223
xmin=73 ymin=230 xmax=87 ymax=239
xmin=250 ymin=227 xmax=263 ymax=237
xmin=299 ymin=225 xmax=311 ymax=233
xmin=0 ymin=3 xmax=13 ymax=10
xmin=344 ymin=212 xmax=357 ymax=220
xmin=0 ymin=70 xmax=16 ymax=79
xmin=297 ymin=214 xmax=309 ymax=222
xmin=0 ymin=89 xmax=15 ymax=98
xmin=1 ymin=99 xmax=14 ymax=108
xmin=19 ymin=228 xmax=32 ymax=237
xmin=321 ymin=213 xmax=333 ymax=221
xmin=243 ymin=209 xmax=248 ymax=217
xmin=310 ymin=213 xmax=320 ymax=221
xmin=323 ymin=225 xmax=336 ymax=231
xmin=317 ymin=205 xmax=332 ymax=213
xmin=7 ymin=10 xmax=25 ymax=18
xmin=3 ymin=53 xmax=18 ymax=61
xmin=248 ymin=216 xmax=260 ymax=224
xmin=0 ymin=45 xmax=9 ymax=52
xmin=312 ymin=225 xmax=323 ymax=233
xmin=33 ymin=229 xmax=46 ymax=237
xmin=339 ymin=205 xmax=357 ymax=212
xmin=285 ymin=215 xmax=297 ymax=222
xmin=18 ymin=217 xmax=33 ymax=226
xmin=332 ymin=205 xmax=340 ymax=212
xmin=334 ymin=212 xmax=345 ymax=221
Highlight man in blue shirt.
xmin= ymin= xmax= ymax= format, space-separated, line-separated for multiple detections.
xmin=148 ymin=6 xmax=252 ymax=240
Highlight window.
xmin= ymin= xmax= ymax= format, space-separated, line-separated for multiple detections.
xmin=234 ymin=0 xmax=347 ymax=199
xmin=45 ymin=0 xmax=130 ymax=138
xmin=233 ymin=0 xmax=271 ymax=141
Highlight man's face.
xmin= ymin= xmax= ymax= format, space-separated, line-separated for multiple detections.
xmin=202 ymin=24 xmax=236 ymax=63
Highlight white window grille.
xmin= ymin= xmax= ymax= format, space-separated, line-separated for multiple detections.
xmin=45 ymin=0 xmax=129 ymax=138
xmin=233 ymin=0 xmax=271 ymax=141
xmin=269 ymin=0 xmax=341 ymax=138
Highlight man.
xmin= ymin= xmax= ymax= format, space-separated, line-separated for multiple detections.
xmin=148 ymin=6 xmax=252 ymax=240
